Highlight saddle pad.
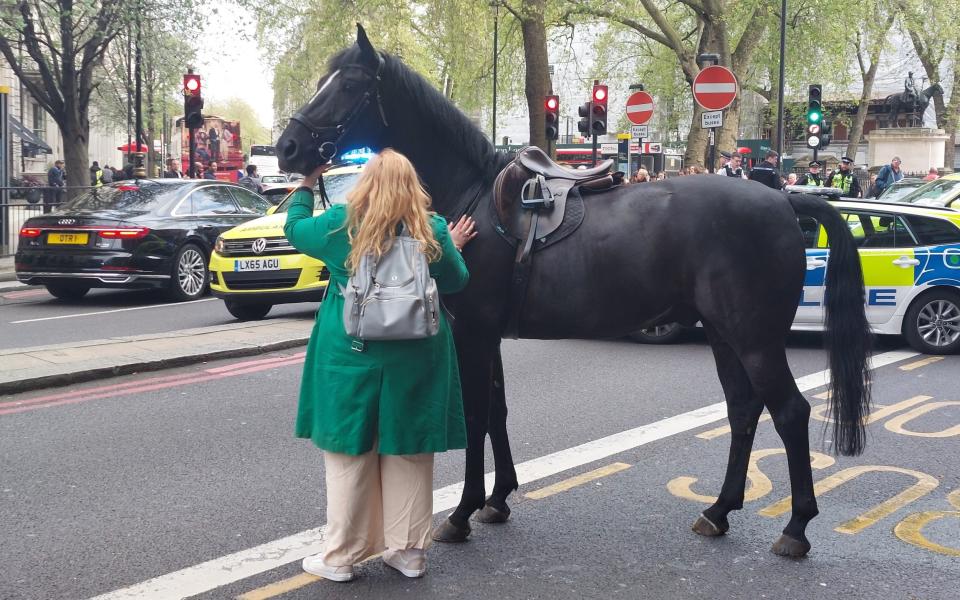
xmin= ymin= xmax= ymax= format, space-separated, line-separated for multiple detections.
xmin=491 ymin=185 xmax=585 ymax=252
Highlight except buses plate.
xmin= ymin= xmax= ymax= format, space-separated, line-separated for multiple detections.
xmin=234 ymin=258 xmax=280 ymax=271
xmin=47 ymin=232 xmax=89 ymax=245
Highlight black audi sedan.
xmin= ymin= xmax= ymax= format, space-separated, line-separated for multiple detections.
xmin=15 ymin=179 xmax=273 ymax=300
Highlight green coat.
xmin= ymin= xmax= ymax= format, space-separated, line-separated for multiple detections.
xmin=283 ymin=189 xmax=469 ymax=455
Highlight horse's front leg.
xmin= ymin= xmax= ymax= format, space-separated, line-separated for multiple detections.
xmin=475 ymin=346 xmax=519 ymax=523
xmin=433 ymin=336 xmax=496 ymax=543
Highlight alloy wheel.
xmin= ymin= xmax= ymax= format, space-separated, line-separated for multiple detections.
xmin=177 ymin=247 xmax=206 ymax=297
xmin=916 ymin=299 xmax=960 ymax=348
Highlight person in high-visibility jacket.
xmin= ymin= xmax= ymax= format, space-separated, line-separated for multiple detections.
xmin=89 ymin=161 xmax=104 ymax=187
xmin=825 ymin=156 xmax=862 ymax=198
xmin=797 ymin=161 xmax=822 ymax=186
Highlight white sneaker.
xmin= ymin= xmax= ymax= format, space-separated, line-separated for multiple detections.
xmin=383 ymin=548 xmax=427 ymax=578
xmin=302 ymin=554 xmax=354 ymax=582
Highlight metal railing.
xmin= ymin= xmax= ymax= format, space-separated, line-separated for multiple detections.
xmin=0 ymin=186 xmax=95 ymax=257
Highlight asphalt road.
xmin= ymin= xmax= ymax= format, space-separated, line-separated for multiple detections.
xmin=1 ymin=336 xmax=957 ymax=599
xmin=0 ymin=286 xmax=318 ymax=350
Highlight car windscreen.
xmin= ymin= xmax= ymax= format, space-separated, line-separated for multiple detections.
xmin=275 ymin=172 xmax=361 ymax=213
xmin=56 ymin=183 xmax=180 ymax=215
xmin=877 ymin=180 xmax=925 ymax=202
xmin=898 ymin=178 xmax=960 ymax=206
xmin=250 ymin=145 xmax=277 ymax=156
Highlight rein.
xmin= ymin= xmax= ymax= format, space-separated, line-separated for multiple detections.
xmin=289 ymin=53 xmax=389 ymax=163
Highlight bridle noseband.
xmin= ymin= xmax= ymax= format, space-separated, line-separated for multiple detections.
xmin=289 ymin=52 xmax=389 ymax=162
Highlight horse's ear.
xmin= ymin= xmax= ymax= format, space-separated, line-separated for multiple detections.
xmin=356 ymin=23 xmax=376 ymax=58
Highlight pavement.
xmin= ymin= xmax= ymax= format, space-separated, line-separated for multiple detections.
xmin=0 ymin=255 xmax=15 ymax=282
xmin=0 ymin=317 xmax=313 ymax=395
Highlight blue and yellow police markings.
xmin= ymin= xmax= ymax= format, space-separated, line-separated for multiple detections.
xmin=669 ymin=374 xmax=960 ymax=556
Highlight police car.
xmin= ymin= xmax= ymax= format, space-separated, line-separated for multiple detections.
xmin=634 ymin=195 xmax=960 ymax=354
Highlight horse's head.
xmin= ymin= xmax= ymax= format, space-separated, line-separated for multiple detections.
xmin=276 ymin=25 xmax=388 ymax=175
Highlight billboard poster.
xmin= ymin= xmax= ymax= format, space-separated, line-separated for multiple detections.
xmin=180 ymin=116 xmax=243 ymax=175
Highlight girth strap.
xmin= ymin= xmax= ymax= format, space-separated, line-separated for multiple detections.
xmin=504 ymin=209 xmax=541 ymax=339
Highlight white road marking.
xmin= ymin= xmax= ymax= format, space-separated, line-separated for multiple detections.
xmin=10 ymin=298 xmax=216 ymax=324
xmin=88 ymin=348 xmax=917 ymax=600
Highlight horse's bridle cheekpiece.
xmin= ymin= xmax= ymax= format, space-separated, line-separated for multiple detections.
xmin=289 ymin=52 xmax=389 ymax=163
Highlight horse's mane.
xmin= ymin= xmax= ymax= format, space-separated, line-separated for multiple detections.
xmin=329 ymin=47 xmax=508 ymax=180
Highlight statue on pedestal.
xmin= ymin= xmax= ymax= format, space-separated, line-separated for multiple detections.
xmin=884 ymin=73 xmax=943 ymax=128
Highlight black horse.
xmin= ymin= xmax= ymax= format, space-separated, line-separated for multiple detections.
xmin=884 ymin=83 xmax=943 ymax=128
xmin=277 ymin=26 xmax=872 ymax=558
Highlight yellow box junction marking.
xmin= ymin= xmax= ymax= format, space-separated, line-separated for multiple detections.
xmin=524 ymin=463 xmax=631 ymax=500
xmin=899 ymin=356 xmax=945 ymax=371
xmin=758 ymin=465 xmax=939 ymax=534
xmin=895 ymin=489 xmax=960 ymax=557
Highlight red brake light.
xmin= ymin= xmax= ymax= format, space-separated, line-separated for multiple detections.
xmin=20 ymin=227 xmax=42 ymax=238
xmin=97 ymin=227 xmax=150 ymax=239
xmin=116 ymin=184 xmax=140 ymax=191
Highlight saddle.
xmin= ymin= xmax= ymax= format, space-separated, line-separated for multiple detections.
xmin=491 ymin=146 xmax=622 ymax=338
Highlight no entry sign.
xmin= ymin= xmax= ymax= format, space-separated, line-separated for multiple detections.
xmin=626 ymin=91 xmax=655 ymax=125
xmin=693 ymin=66 xmax=737 ymax=111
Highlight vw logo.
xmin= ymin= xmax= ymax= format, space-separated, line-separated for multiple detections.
xmin=251 ymin=238 xmax=267 ymax=255
xmin=58 ymin=218 xmax=76 ymax=225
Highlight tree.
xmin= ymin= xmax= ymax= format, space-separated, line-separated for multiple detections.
xmin=844 ymin=5 xmax=895 ymax=159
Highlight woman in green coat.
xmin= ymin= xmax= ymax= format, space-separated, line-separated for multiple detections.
xmin=284 ymin=149 xmax=477 ymax=582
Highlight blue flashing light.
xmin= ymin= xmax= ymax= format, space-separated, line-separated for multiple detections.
xmin=339 ymin=147 xmax=375 ymax=163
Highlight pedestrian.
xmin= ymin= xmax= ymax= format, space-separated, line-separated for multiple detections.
xmin=123 ymin=161 xmax=134 ymax=179
xmin=631 ymin=168 xmax=649 ymax=183
xmin=45 ymin=159 xmax=65 ymax=214
xmin=825 ymin=156 xmax=862 ymax=198
xmin=923 ymin=167 xmax=939 ymax=181
xmin=101 ymin=164 xmax=114 ymax=184
xmin=238 ymin=164 xmax=261 ymax=191
xmin=89 ymin=161 xmax=105 ymax=187
xmin=163 ymin=158 xmax=182 ymax=178
xmin=787 ymin=173 xmax=798 ymax=186
xmin=797 ymin=161 xmax=823 ymax=186
xmin=655 ymin=171 xmax=666 ymax=181
xmin=283 ymin=149 xmax=475 ymax=582
xmin=203 ymin=162 xmax=217 ymax=180
xmin=208 ymin=126 xmax=221 ymax=161
xmin=718 ymin=152 xmax=747 ymax=179
xmin=747 ymin=150 xmax=782 ymax=189
xmin=866 ymin=174 xmax=880 ymax=198
xmin=874 ymin=156 xmax=903 ymax=195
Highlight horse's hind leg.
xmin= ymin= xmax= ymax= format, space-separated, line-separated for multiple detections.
xmin=693 ymin=324 xmax=765 ymax=537
xmin=741 ymin=347 xmax=818 ymax=557
xmin=476 ymin=347 xmax=519 ymax=523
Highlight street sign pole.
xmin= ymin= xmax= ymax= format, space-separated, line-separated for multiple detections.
xmin=625 ymin=84 xmax=653 ymax=178
xmin=709 ymin=128 xmax=716 ymax=173
xmin=189 ymin=127 xmax=196 ymax=178
xmin=693 ymin=62 xmax=737 ymax=175
xmin=591 ymin=132 xmax=598 ymax=167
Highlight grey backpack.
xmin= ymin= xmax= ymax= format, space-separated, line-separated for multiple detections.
xmin=341 ymin=228 xmax=440 ymax=340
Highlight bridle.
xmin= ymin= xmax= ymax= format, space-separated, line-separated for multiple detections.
xmin=288 ymin=52 xmax=389 ymax=163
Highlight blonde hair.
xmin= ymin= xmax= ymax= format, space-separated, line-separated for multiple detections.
xmin=345 ymin=149 xmax=442 ymax=272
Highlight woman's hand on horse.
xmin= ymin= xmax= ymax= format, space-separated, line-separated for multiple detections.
xmin=448 ymin=215 xmax=477 ymax=251
xmin=300 ymin=165 xmax=330 ymax=191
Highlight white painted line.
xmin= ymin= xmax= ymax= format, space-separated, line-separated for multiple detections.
xmin=626 ymin=103 xmax=653 ymax=113
xmin=10 ymin=298 xmax=216 ymax=324
xmin=88 ymin=348 xmax=916 ymax=600
xmin=694 ymin=83 xmax=736 ymax=94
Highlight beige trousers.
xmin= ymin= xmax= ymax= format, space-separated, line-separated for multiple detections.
xmin=322 ymin=445 xmax=434 ymax=566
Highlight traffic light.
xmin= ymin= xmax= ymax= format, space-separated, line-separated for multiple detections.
xmin=806 ymin=84 xmax=823 ymax=149
xmin=591 ymin=84 xmax=608 ymax=135
xmin=819 ymin=119 xmax=832 ymax=149
xmin=183 ymin=72 xmax=204 ymax=129
xmin=544 ymin=95 xmax=559 ymax=141
xmin=577 ymin=100 xmax=592 ymax=136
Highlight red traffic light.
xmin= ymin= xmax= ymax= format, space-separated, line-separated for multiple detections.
xmin=183 ymin=74 xmax=201 ymax=95
xmin=545 ymin=96 xmax=558 ymax=111
xmin=592 ymin=85 xmax=607 ymax=103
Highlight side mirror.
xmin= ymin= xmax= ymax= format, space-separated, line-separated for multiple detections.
xmin=266 ymin=205 xmax=278 ymax=216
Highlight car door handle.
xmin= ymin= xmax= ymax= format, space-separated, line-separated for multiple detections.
xmin=806 ymin=258 xmax=827 ymax=270
xmin=892 ymin=256 xmax=920 ymax=267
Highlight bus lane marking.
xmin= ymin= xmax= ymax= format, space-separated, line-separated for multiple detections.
xmin=9 ymin=297 xmax=215 ymax=324
xmin=88 ymin=348 xmax=918 ymax=600
xmin=524 ymin=462 xmax=632 ymax=500
xmin=894 ymin=488 xmax=960 ymax=557
xmin=884 ymin=401 xmax=960 ymax=438
xmin=899 ymin=356 xmax=945 ymax=371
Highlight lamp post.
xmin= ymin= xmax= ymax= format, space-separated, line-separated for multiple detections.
xmin=490 ymin=0 xmax=499 ymax=146
xmin=775 ymin=0 xmax=787 ymax=160
xmin=696 ymin=53 xmax=720 ymax=173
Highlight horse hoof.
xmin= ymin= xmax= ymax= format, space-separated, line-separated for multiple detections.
xmin=432 ymin=518 xmax=471 ymax=543
xmin=474 ymin=503 xmax=511 ymax=524
xmin=692 ymin=514 xmax=728 ymax=537
xmin=771 ymin=534 xmax=811 ymax=557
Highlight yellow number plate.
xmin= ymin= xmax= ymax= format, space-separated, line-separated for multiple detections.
xmin=47 ymin=232 xmax=89 ymax=245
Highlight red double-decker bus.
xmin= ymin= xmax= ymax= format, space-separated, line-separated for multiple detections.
xmin=176 ymin=115 xmax=244 ymax=180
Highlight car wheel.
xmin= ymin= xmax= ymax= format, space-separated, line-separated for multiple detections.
xmin=225 ymin=301 xmax=272 ymax=321
xmin=628 ymin=322 xmax=684 ymax=344
xmin=45 ymin=283 xmax=90 ymax=300
xmin=169 ymin=243 xmax=208 ymax=301
xmin=902 ymin=290 xmax=960 ymax=355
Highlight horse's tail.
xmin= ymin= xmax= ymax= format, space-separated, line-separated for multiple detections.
xmin=787 ymin=193 xmax=872 ymax=456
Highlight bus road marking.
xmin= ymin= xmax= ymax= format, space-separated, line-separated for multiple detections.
xmin=899 ymin=356 xmax=945 ymax=371
xmin=525 ymin=462 xmax=631 ymax=500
